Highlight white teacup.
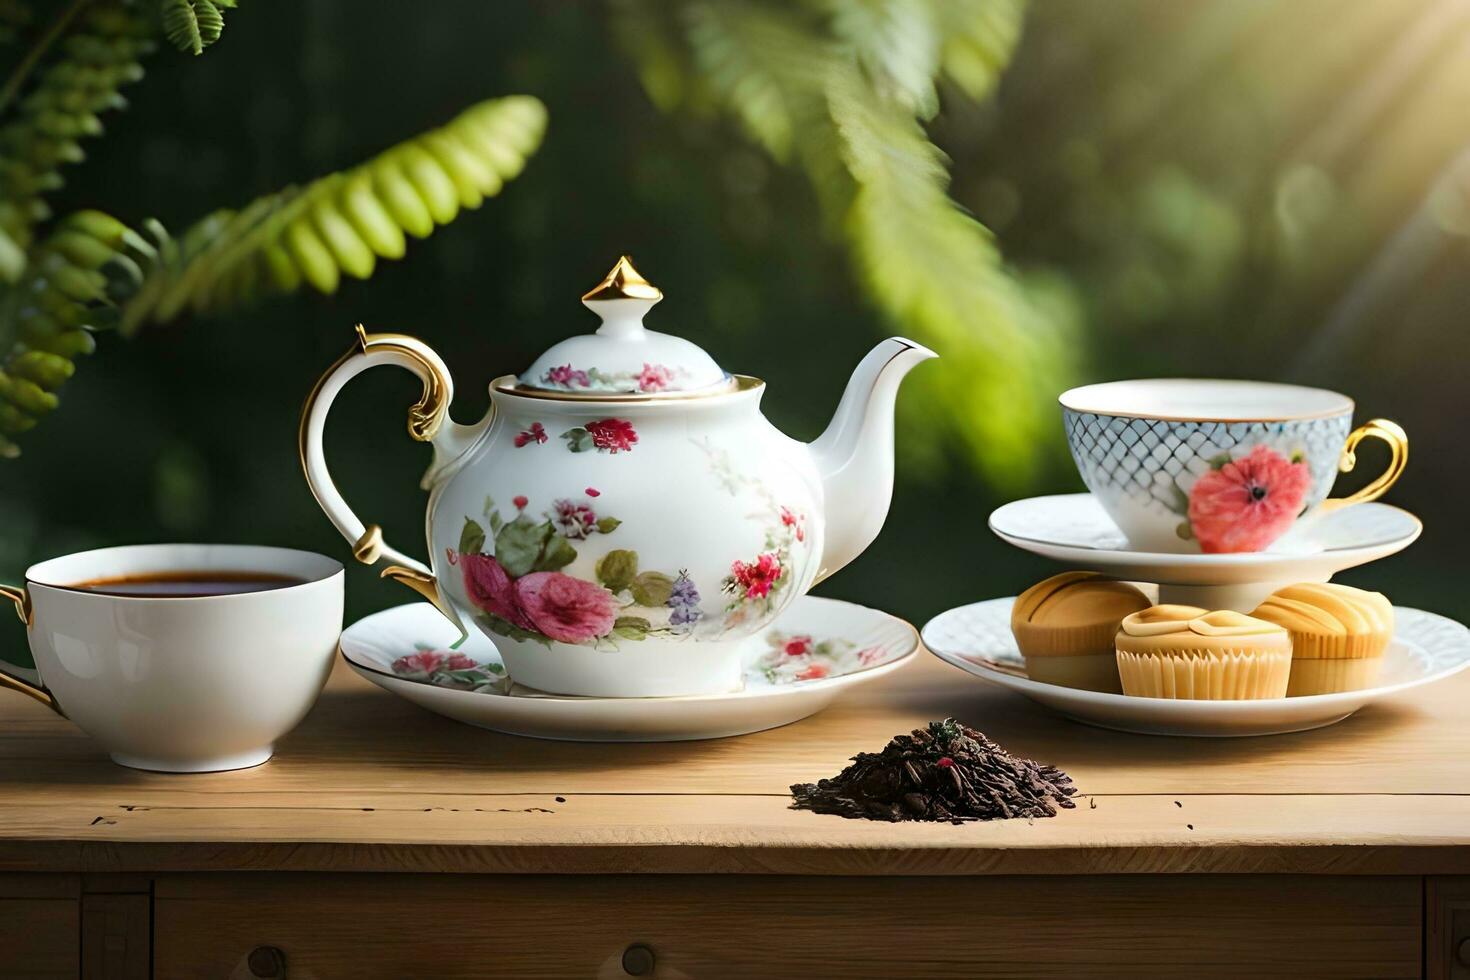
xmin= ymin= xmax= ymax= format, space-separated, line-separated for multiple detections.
xmin=0 ymin=544 xmax=343 ymax=772
xmin=1060 ymin=379 xmax=1408 ymax=554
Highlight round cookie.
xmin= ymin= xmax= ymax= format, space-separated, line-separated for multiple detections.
xmin=1010 ymin=572 xmax=1151 ymax=693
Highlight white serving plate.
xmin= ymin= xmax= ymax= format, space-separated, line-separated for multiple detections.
xmin=922 ymin=596 xmax=1469 ymax=737
xmin=341 ymin=596 xmax=917 ymax=742
xmin=990 ymin=494 xmax=1421 ymax=609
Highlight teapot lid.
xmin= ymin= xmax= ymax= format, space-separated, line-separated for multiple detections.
xmin=516 ymin=256 xmax=734 ymax=396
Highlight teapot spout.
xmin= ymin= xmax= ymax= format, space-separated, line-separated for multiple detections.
xmin=808 ymin=337 xmax=936 ymax=582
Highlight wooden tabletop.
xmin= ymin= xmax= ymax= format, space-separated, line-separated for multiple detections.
xmin=3 ymin=646 xmax=1470 ymax=877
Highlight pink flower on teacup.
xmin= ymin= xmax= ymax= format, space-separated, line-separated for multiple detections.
xmin=1187 ymin=445 xmax=1311 ymax=553
xmin=514 ymin=571 xmax=618 ymax=643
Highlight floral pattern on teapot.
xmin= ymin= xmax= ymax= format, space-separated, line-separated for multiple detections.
xmin=562 ymin=418 xmax=638 ymax=454
xmin=539 ymin=362 xmax=690 ymax=394
xmin=443 ymin=446 xmax=813 ymax=651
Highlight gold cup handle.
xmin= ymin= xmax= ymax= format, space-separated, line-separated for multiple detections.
xmin=299 ymin=325 xmax=468 ymax=637
xmin=1319 ymin=418 xmax=1409 ymax=514
xmin=0 ymin=584 xmax=61 ymax=714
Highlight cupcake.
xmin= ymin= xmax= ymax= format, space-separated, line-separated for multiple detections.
xmin=1010 ymin=571 xmax=1151 ymax=693
xmin=1251 ymin=583 xmax=1394 ymax=696
xmin=1115 ymin=605 xmax=1292 ymax=700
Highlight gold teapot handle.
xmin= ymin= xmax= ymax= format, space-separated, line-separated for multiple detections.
xmin=1319 ymin=418 xmax=1408 ymax=514
xmin=298 ymin=325 xmax=467 ymax=635
xmin=0 ymin=584 xmax=61 ymax=714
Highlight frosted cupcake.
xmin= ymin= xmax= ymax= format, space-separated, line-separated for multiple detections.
xmin=1115 ymin=605 xmax=1292 ymax=700
xmin=1010 ymin=572 xmax=1151 ymax=693
xmin=1251 ymin=583 xmax=1394 ymax=696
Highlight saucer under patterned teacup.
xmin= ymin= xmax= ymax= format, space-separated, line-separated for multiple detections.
xmin=339 ymin=596 xmax=917 ymax=741
xmin=922 ymin=597 xmax=1470 ymax=737
xmin=990 ymin=493 xmax=1421 ymax=611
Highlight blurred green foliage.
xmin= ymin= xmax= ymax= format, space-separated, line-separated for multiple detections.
xmin=615 ymin=0 xmax=1078 ymax=489
xmin=0 ymin=0 xmax=546 ymax=458
xmin=0 ymin=0 xmax=1466 ymax=647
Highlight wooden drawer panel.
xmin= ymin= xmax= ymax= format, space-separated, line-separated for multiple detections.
xmin=1430 ymin=876 xmax=1470 ymax=979
xmin=0 ymin=874 xmax=80 ymax=980
xmin=156 ymin=873 xmax=1421 ymax=979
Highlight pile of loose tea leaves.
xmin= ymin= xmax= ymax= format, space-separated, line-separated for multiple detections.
xmin=790 ymin=719 xmax=1079 ymax=823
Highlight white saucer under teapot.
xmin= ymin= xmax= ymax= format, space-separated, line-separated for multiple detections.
xmin=301 ymin=256 xmax=935 ymax=697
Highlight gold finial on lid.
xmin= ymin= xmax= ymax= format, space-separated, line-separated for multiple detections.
xmin=582 ymin=255 xmax=663 ymax=302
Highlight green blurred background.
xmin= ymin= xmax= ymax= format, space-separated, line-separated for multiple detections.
xmin=2 ymin=0 xmax=1467 ymax=643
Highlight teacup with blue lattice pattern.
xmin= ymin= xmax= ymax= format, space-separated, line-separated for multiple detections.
xmin=1060 ymin=380 xmax=1407 ymax=554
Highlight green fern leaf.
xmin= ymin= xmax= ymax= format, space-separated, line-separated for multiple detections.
xmin=623 ymin=0 xmax=1069 ymax=488
xmin=194 ymin=0 xmax=224 ymax=48
xmin=0 ymin=210 xmax=158 ymax=458
xmin=824 ymin=0 xmax=941 ymax=116
xmin=683 ymin=2 xmax=833 ymax=162
xmin=0 ymin=1 xmax=152 ymax=280
xmin=160 ymin=0 xmax=229 ymax=55
xmin=0 ymin=95 xmax=544 ymax=457
xmin=121 ymin=95 xmax=547 ymax=332
xmin=926 ymin=0 xmax=1027 ymax=102
xmin=829 ymin=76 xmax=1074 ymax=487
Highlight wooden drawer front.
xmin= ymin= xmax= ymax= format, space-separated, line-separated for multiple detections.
xmin=0 ymin=875 xmax=80 ymax=980
xmin=156 ymin=873 xmax=1421 ymax=979
xmin=1430 ymin=877 xmax=1470 ymax=979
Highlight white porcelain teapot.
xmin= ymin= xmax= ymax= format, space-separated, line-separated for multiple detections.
xmin=301 ymin=257 xmax=934 ymax=696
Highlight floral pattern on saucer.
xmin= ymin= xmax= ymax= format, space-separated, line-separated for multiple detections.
xmin=388 ymin=627 xmax=900 ymax=696
xmin=391 ymin=644 xmax=510 ymax=694
xmin=752 ymin=630 xmax=898 ymax=684
xmin=341 ymin=597 xmax=919 ymax=741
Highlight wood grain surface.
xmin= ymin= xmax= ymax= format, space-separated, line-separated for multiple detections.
xmin=153 ymin=873 xmax=1423 ymax=979
xmin=2 ymin=649 xmax=1468 ymax=876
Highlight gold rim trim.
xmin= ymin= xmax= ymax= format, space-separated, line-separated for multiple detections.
xmin=582 ymin=255 xmax=662 ymax=302
xmin=1059 ymin=380 xmax=1355 ymax=423
xmin=494 ymin=374 xmax=759 ymax=402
